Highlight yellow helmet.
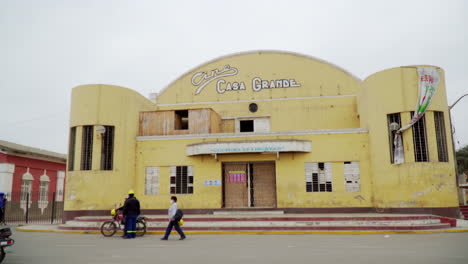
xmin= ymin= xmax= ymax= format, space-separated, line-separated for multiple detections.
xmin=128 ymin=189 xmax=135 ymax=195
xmin=178 ymin=219 xmax=184 ymax=226
xmin=111 ymin=209 xmax=116 ymax=216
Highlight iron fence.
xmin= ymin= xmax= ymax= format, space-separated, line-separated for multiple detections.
xmin=1 ymin=192 xmax=64 ymax=225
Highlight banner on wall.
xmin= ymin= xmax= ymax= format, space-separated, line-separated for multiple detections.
xmin=393 ymin=67 xmax=440 ymax=164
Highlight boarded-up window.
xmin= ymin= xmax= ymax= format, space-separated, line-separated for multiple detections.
xmin=101 ymin=126 xmax=115 ymax=170
xmin=81 ymin=126 xmax=94 ymax=170
xmin=68 ymin=127 xmax=76 ymax=171
xmin=387 ymin=113 xmax=402 ymax=164
xmin=305 ymin=162 xmax=332 ymax=192
xmin=434 ymin=111 xmax=449 ymax=162
xmin=145 ymin=167 xmax=160 ymax=195
xmin=411 ymin=112 xmax=429 ymax=162
xmin=344 ymin=161 xmax=360 ymax=192
xmin=170 ymin=166 xmax=193 ymax=194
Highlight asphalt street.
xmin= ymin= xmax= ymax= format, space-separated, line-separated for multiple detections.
xmin=3 ymin=231 xmax=468 ymax=264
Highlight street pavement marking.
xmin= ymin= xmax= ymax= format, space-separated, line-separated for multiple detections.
xmin=56 ymin=244 xmax=96 ymax=247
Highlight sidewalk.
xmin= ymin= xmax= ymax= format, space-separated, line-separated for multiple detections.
xmin=15 ymin=224 xmax=468 ymax=235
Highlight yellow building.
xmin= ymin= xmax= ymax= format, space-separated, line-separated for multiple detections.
xmin=64 ymin=51 xmax=459 ymax=219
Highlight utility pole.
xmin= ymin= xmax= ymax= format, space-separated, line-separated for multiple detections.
xmin=449 ymin=93 xmax=468 ymax=206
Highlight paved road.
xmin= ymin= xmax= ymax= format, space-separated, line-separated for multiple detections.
xmin=3 ymin=231 xmax=468 ymax=264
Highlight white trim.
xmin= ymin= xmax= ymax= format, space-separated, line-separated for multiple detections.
xmin=222 ymin=115 xmax=271 ymax=120
xmin=157 ymin=94 xmax=357 ymax=107
xmin=137 ymin=128 xmax=368 ymax=141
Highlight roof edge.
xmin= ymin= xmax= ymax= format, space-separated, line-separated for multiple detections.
xmin=157 ymin=50 xmax=362 ymax=98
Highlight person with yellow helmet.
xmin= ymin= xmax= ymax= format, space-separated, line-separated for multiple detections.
xmin=122 ymin=189 xmax=140 ymax=239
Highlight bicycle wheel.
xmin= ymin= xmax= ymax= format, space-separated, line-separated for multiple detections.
xmin=136 ymin=220 xmax=146 ymax=237
xmin=100 ymin=221 xmax=117 ymax=237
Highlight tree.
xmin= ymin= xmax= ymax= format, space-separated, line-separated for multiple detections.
xmin=456 ymin=145 xmax=468 ymax=176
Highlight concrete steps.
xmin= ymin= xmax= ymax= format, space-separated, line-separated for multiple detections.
xmin=460 ymin=206 xmax=468 ymax=220
xmin=59 ymin=213 xmax=453 ymax=232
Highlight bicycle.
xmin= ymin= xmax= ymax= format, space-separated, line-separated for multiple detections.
xmin=100 ymin=208 xmax=146 ymax=237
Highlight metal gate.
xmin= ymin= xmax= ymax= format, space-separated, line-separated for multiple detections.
xmin=222 ymin=162 xmax=276 ymax=208
xmin=1 ymin=192 xmax=64 ymax=225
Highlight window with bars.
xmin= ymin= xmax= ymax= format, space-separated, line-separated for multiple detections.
xmin=100 ymin=126 xmax=115 ymax=170
xmin=81 ymin=126 xmax=94 ymax=170
xmin=20 ymin=180 xmax=32 ymax=202
xmin=344 ymin=161 xmax=360 ymax=192
xmin=39 ymin=181 xmax=49 ymax=202
xmin=68 ymin=127 xmax=76 ymax=171
xmin=145 ymin=167 xmax=160 ymax=195
xmin=170 ymin=166 xmax=193 ymax=194
xmin=387 ymin=113 xmax=402 ymax=163
xmin=411 ymin=112 xmax=429 ymax=162
xmin=305 ymin=162 xmax=332 ymax=192
xmin=434 ymin=111 xmax=449 ymax=162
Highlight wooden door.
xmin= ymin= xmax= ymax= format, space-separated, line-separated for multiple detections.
xmin=252 ymin=163 xmax=277 ymax=208
xmin=223 ymin=163 xmax=248 ymax=208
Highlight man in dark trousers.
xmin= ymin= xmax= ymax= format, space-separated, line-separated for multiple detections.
xmin=161 ymin=196 xmax=186 ymax=240
xmin=122 ymin=190 xmax=140 ymax=239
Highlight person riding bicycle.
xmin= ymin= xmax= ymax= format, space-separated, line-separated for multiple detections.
xmin=122 ymin=190 xmax=140 ymax=239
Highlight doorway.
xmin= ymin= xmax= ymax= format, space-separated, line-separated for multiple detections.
xmin=222 ymin=162 xmax=276 ymax=208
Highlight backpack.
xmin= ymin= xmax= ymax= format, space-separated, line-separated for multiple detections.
xmin=174 ymin=209 xmax=184 ymax=221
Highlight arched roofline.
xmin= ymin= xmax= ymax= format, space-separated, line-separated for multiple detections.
xmin=364 ymin=65 xmax=444 ymax=81
xmin=157 ymin=50 xmax=362 ymax=97
xmin=72 ymin=83 xmax=155 ymax=105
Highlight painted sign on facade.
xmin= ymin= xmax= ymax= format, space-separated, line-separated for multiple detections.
xmin=204 ymin=180 xmax=222 ymax=186
xmin=191 ymin=65 xmax=301 ymax=95
xmin=186 ymin=140 xmax=311 ymax=156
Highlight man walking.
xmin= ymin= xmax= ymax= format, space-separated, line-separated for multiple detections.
xmin=161 ymin=196 xmax=186 ymax=240
xmin=122 ymin=190 xmax=140 ymax=239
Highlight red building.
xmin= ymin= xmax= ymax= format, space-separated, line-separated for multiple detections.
xmin=0 ymin=140 xmax=66 ymax=214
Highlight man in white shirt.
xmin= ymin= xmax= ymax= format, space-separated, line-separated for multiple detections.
xmin=161 ymin=196 xmax=186 ymax=240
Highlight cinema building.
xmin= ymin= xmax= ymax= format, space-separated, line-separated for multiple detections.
xmin=64 ymin=51 xmax=459 ymax=219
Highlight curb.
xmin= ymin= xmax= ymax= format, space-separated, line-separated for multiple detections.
xmin=16 ymin=226 xmax=468 ymax=235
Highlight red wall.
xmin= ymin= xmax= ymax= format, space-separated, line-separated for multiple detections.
xmin=3 ymin=153 xmax=66 ymax=201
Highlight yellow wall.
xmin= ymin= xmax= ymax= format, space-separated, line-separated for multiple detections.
xmin=65 ymin=84 xmax=155 ymax=210
xmin=361 ymin=66 xmax=458 ymax=208
xmin=65 ymin=52 xmax=459 ymax=212
xmin=136 ymin=133 xmax=372 ymax=209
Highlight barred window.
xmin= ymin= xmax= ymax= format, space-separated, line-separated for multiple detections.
xmin=81 ymin=126 xmax=94 ymax=170
xmin=411 ymin=112 xmax=429 ymax=162
xmin=170 ymin=166 xmax=193 ymax=194
xmin=305 ymin=162 xmax=332 ymax=192
xmin=344 ymin=161 xmax=360 ymax=192
xmin=68 ymin=127 xmax=76 ymax=171
xmin=387 ymin=113 xmax=402 ymax=163
xmin=39 ymin=181 xmax=49 ymax=203
xmin=100 ymin=126 xmax=115 ymax=170
xmin=434 ymin=111 xmax=449 ymax=162
xmin=20 ymin=179 xmax=32 ymax=202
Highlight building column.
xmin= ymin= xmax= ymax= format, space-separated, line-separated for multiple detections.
xmin=0 ymin=163 xmax=15 ymax=195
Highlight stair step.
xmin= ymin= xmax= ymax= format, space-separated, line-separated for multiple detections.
xmin=213 ymin=211 xmax=284 ymax=215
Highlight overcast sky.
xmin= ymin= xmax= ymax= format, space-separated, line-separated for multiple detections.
xmin=1 ymin=0 xmax=467 ymax=154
